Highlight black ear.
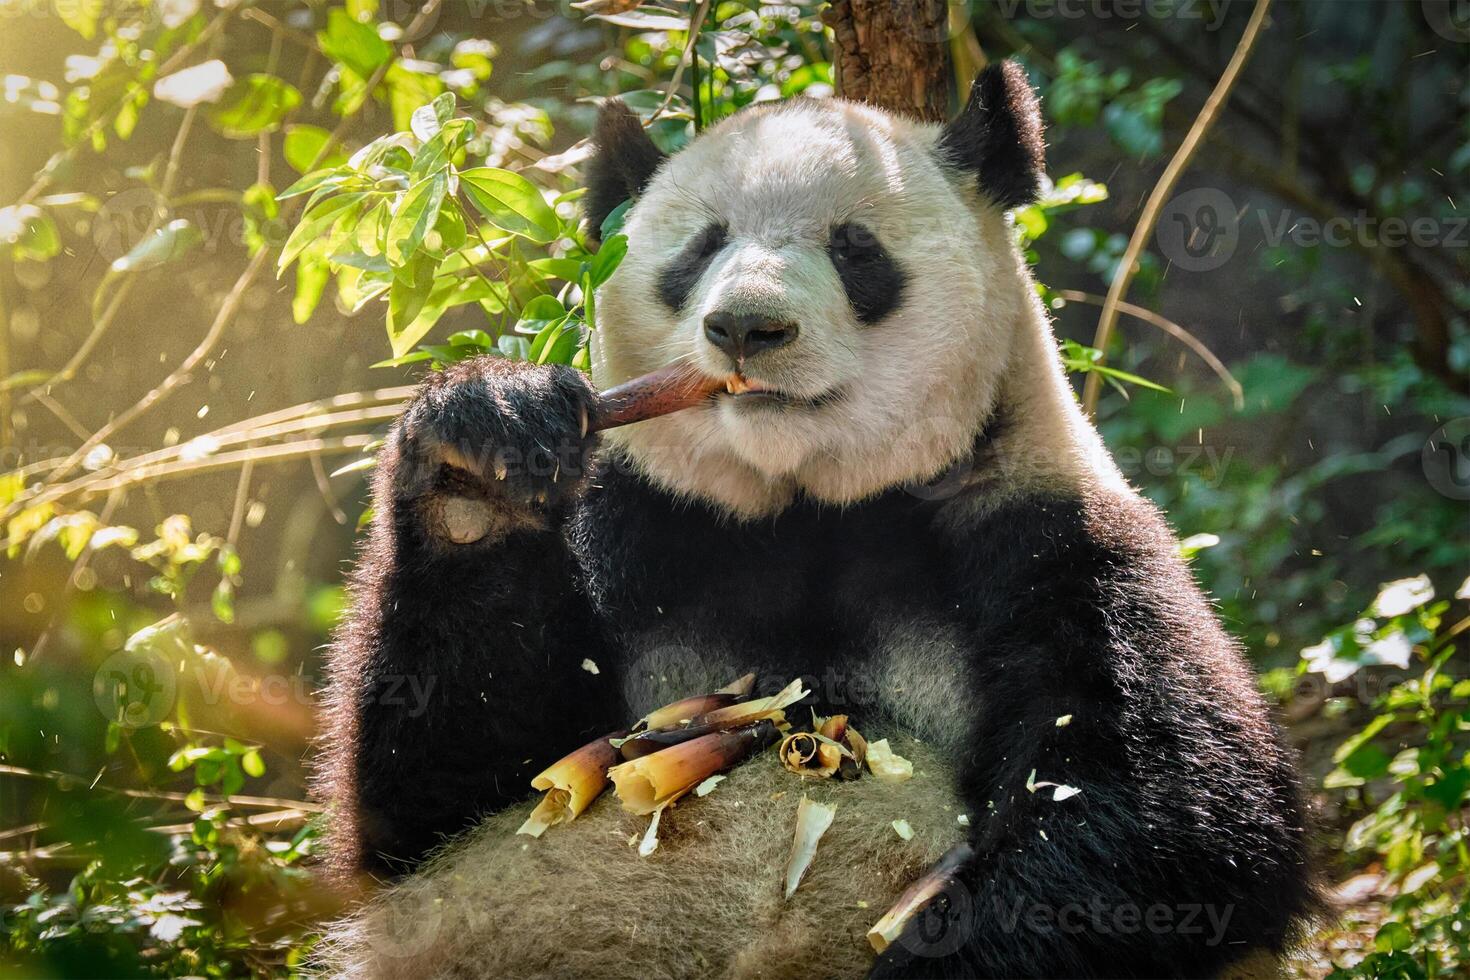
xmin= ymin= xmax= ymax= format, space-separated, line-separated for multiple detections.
xmin=583 ymin=100 xmax=667 ymax=243
xmin=936 ymin=61 xmax=1045 ymax=210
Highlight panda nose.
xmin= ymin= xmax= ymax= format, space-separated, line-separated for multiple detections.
xmin=703 ymin=311 xmax=799 ymax=363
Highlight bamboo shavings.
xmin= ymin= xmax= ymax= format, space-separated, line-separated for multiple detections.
xmin=864 ymin=738 xmax=913 ymax=783
xmin=516 ymin=731 xmax=623 ymax=838
xmin=783 ymin=796 xmax=837 ymax=899
xmin=867 ymin=843 xmax=975 ymax=953
xmin=638 ymin=805 xmax=665 ymax=857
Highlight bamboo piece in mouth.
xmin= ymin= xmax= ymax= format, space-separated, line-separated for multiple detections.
xmin=588 ymin=364 xmax=729 ymax=432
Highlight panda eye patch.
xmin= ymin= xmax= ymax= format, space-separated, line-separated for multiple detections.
xmin=828 ymin=222 xmax=906 ymax=324
xmin=656 ymin=222 xmax=728 ymax=313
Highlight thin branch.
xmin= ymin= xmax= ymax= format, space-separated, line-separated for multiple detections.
xmin=1056 ymin=290 xmax=1243 ymax=410
xmin=23 ymin=0 xmax=444 ymax=492
xmin=226 ymin=457 xmax=255 ymax=546
xmin=1081 ymin=0 xmax=1274 ymax=417
xmin=21 ymin=105 xmax=201 ymax=403
xmin=14 ymin=7 xmax=233 ymax=211
xmin=0 ymin=763 xmax=323 ymax=812
xmin=44 ymin=434 xmax=376 ymax=506
xmin=647 ymin=0 xmax=712 ymax=124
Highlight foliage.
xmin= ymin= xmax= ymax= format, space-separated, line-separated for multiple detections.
xmin=0 ymin=1 xmax=1466 ymax=976
xmin=1306 ymin=575 xmax=1470 ymax=979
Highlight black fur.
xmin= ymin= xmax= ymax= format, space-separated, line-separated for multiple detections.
xmin=318 ymin=65 xmax=1313 ymax=973
xmin=315 ymin=359 xmax=621 ymax=878
xmin=656 ymin=222 xmax=729 ymax=312
xmin=583 ymin=100 xmax=666 ymax=244
xmin=321 ymin=359 xmax=1313 ymax=972
xmin=937 ymin=61 xmax=1046 ymax=210
xmin=828 ymin=222 xmax=907 ymax=324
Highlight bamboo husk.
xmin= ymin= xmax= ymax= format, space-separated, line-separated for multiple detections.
xmin=608 ymin=720 xmax=779 ymax=815
xmin=783 ymin=796 xmax=837 ymax=899
xmin=516 ymin=731 xmax=624 ymax=838
xmin=689 ymin=677 xmax=808 ymax=730
xmin=633 ymin=672 xmax=758 ymax=732
xmin=865 ymin=738 xmax=913 ymax=783
xmin=867 ymin=843 xmax=975 ymax=953
xmin=780 ymin=715 xmax=866 ymax=779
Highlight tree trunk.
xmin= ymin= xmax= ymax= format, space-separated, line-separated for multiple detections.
xmin=823 ymin=0 xmax=952 ymax=122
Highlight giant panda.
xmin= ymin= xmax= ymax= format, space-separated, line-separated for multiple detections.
xmin=313 ymin=62 xmax=1314 ymax=979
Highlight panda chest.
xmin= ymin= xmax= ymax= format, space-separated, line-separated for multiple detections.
xmin=598 ymin=495 xmax=976 ymax=749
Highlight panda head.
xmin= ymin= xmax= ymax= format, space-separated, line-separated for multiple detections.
xmin=587 ymin=62 xmax=1047 ymax=518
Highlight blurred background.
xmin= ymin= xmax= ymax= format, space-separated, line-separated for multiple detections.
xmin=0 ymin=1 xmax=1466 ymax=976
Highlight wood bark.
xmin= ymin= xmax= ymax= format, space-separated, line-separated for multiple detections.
xmin=823 ymin=0 xmax=952 ymax=122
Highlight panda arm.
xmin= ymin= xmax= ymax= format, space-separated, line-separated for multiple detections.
xmin=317 ymin=359 xmax=620 ymax=878
xmin=871 ymin=491 xmax=1312 ymax=978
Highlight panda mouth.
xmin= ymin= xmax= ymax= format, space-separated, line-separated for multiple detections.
xmin=721 ymin=374 xmax=842 ymax=409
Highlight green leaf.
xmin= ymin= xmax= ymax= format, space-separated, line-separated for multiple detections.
xmin=57 ymin=1 xmax=99 ymax=37
xmin=276 ymin=166 xmax=354 ymax=201
xmin=587 ymin=234 xmax=628 ymax=288
xmin=411 ymin=92 xmax=457 ymax=142
xmin=241 ymin=750 xmax=266 ymax=779
xmin=1373 ymin=921 xmax=1413 ymax=954
xmin=293 ymin=251 xmax=331 ymax=324
xmin=370 ymin=351 xmax=434 ymax=369
xmin=529 ymin=257 xmax=587 ymax=283
xmin=278 ymin=192 xmax=366 ymax=275
xmin=387 ymin=173 xmax=448 ymax=265
xmin=528 ymin=316 xmax=570 ymax=362
xmin=317 ymin=8 xmax=392 ymax=80
xmin=388 ymin=255 xmax=438 ymax=355
xmin=459 ymin=167 xmax=560 ymax=244
xmin=515 ymin=295 xmax=567 ymax=335
xmin=386 ymin=62 xmax=444 ymax=133
xmin=208 ymin=75 xmax=301 ymax=138
xmin=410 ymin=118 xmax=474 ymax=181
xmin=111 ymin=219 xmax=203 ymax=273
xmin=1 ymin=205 xmax=61 ymax=261
xmin=284 ymin=125 xmax=347 ymax=173
xmin=599 ymin=199 xmax=632 ymax=240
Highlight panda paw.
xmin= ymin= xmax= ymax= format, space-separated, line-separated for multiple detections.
xmin=393 ymin=357 xmax=598 ymax=544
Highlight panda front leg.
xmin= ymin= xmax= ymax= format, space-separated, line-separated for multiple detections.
xmin=868 ymin=701 xmax=1302 ymax=979
xmin=866 ymin=498 xmax=1312 ymax=978
xmin=317 ymin=357 xmax=619 ymax=879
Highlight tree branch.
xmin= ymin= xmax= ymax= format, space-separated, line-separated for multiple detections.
xmin=1081 ymin=0 xmax=1274 ymax=417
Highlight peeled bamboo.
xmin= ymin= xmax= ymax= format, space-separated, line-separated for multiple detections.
xmin=516 ymin=731 xmax=624 ymax=838
xmin=608 ymin=720 xmax=779 ymax=815
xmin=867 ymin=843 xmax=976 ymax=953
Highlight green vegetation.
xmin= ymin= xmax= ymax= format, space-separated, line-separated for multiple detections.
xmin=0 ymin=2 xmax=1465 ymax=976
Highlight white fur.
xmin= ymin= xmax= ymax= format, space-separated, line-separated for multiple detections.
xmin=592 ymin=98 xmax=1127 ymax=520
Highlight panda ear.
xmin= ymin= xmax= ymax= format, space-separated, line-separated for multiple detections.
xmin=583 ymin=100 xmax=667 ymax=243
xmin=935 ymin=61 xmax=1045 ymax=210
